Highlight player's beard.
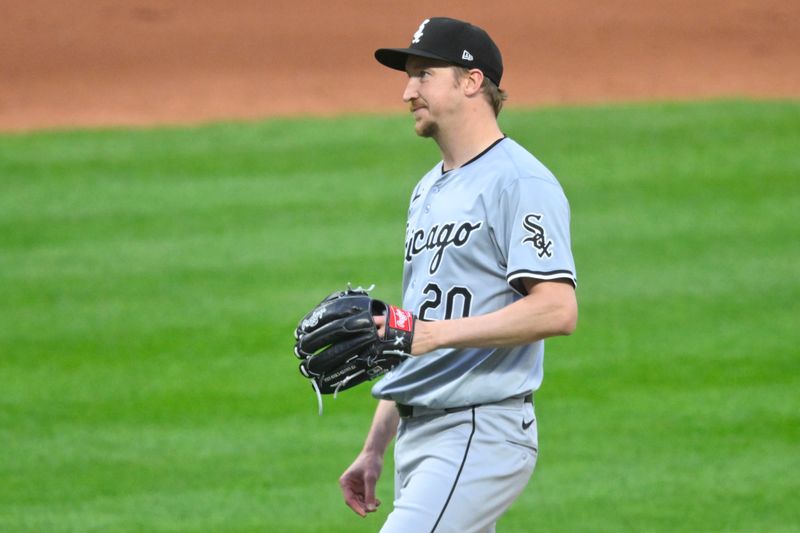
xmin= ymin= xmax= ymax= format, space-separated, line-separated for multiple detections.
xmin=412 ymin=109 xmax=439 ymax=138
xmin=410 ymin=100 xmax=439 ymax=138
xmin=417 ymin=120 xmax=438 ymax=138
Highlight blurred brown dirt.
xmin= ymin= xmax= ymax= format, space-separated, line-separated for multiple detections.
xmin=1 ymin=0 xmax=798 ymax=131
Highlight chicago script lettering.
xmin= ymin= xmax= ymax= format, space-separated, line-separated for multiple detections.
xmin=405 ymin=221 xmax=483 ymax=274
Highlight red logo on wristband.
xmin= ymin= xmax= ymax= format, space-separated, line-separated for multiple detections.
xmin=388 ymin=306 xmax=413 ymax=332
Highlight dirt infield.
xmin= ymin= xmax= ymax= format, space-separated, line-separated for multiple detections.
xmin=1 ymin=0 xmax=798 ymax=131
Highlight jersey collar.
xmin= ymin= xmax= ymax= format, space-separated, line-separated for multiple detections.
xmin=441 ymin=135 xmax=507 ymax=174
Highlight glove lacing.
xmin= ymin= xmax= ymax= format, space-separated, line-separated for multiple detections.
xmin=310 ymin=372 xmax=359 ymax=416
xmin=310 ymin=379 xmax=324 ymax=416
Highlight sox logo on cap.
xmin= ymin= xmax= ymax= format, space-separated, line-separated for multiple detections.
xmin=412 ymin=19 xmax=430 ymax=44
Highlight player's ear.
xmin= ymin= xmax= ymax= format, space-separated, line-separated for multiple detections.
xmin=463 ymin=68 xmax=484 ymax=97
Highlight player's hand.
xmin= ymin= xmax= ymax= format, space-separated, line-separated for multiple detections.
xmin=373 ymin=315 xmax=387 ymax=337
xmin=339 ymin=450 xmax=384 ymax=517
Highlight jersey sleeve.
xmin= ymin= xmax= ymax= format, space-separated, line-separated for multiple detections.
xmin=495 ymin=176 xmax=577 ymax=295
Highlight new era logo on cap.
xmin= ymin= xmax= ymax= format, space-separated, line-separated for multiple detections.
xmin=375 ymin=17 xmax=504 ymax=87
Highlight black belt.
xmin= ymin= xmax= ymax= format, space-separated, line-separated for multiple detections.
xmin=396 ymin=393 xmax=533 ymax=419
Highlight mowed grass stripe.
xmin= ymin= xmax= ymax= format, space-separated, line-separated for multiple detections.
xmin=1 ymin=100 xmax=798 ymax=532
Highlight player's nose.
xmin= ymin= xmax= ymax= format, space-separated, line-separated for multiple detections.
xmin=402 ymin=77 xmax=419 ymax=102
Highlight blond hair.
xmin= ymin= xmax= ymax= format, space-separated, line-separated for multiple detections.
xmin=453 ymin=67 xmax=508 ymax=116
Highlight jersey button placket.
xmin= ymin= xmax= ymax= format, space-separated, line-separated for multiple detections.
xmin=426 ymin=177 xmax=444 ymax=213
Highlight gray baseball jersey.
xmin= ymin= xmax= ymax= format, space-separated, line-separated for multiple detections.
xmin=371 ymin=136 xmax=576 ymax=408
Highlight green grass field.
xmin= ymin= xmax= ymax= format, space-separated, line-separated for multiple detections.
xmin=1 ymin=100 xmax=799 ymax=532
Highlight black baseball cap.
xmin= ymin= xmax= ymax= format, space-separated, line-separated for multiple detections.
xmin=375 ymin=17 xmax=504 ymax=87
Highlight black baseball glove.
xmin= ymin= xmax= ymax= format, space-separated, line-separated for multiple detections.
xmin=294 ymin=285 xmax=415 ymax=412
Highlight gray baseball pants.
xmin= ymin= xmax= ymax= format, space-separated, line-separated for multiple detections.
xmin=380 ymin=395 xmax=538 ymax=533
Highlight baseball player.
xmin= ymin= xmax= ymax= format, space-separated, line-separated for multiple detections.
xmin=338 ymin=17 xmax=578 ymax=532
